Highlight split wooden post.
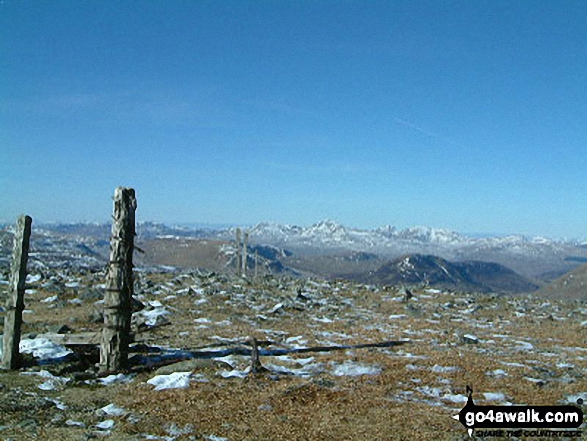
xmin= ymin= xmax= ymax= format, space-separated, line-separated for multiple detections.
xmin=100 ymin=187 xmax=136 ymax=373
xmin=235 ymin=228 xmax=242 ymax=277
xmin=1 ymin=215 xmax=32 ymax=370
xmin=242 ymin=231 xmax=249 ymax=276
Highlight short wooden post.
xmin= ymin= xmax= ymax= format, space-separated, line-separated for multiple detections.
xmin=248 ymin=336 xmax=265 ymax=374
xmin=235 ymin=228 xmax=242 ymax=276
xmin=2 ymin=215 xmax=32 ymax=370
xmin=100 ymin=187 xmax=136 ymax=373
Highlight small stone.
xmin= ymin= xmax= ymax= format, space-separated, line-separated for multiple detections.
xmin=49 ymin=324 xmax=72 ymax=334
xmin=461 ymin=334 xmax=479 ymax=344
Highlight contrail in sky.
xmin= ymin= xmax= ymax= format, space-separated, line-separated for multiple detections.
xmin=393 ymin=117 xmax=469 ymax=149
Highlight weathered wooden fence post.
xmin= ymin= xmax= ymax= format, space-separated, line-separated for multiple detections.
xmin=1 ymin=215 xmax=32 ymax=370
xmin=242 ymin=231 xmax=248 ymax=276
xmin=100 ymin=187 xmax=136 ymax=373
xmin=235 ymin=228 xmax=242 ymax=277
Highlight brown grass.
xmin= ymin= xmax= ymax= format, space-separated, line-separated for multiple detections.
xmin=1 ymin=271 xmax=586 ymax=440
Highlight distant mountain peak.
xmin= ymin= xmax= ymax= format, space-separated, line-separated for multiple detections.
xmin=364 ymin=254 xmax=538 ymax=294
xmin=306 ymin=219 xmax=348 ymax=234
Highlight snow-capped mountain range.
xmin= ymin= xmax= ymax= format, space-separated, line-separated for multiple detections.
xmin=215 ymin=219 xmax=587 ymax=279
xmin=218 ymin=219 xmax=572 ymax=252
xmin=2 ymin=219 xmax=585 ymax=281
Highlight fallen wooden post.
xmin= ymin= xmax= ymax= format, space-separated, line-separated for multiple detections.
xmin=124 ymin=339 xmax=410 ymax=373
xmin=100 ymin=187 xmax=137 ymax=373
xmin=1 ymin=215 xmax=32 ymax=370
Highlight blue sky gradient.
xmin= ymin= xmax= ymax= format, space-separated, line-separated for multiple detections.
xmin=1 ymin=1 xmax=586 ymax=238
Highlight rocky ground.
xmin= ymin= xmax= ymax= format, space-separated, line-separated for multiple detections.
xmin=0 ymin=265 xmax=586 ymax=440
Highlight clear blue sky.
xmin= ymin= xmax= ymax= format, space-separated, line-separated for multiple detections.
xmin=1 ymin=1 xmax=586 ymax=238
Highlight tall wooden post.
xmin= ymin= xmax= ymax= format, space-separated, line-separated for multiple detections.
xmin=242 ymin=231 xmax=248 ymax=276
xmin=100 ymin=187 xmax=136 ymax=373
xmin=2 ymin=215 xmax=32 ymax=370
xmin=235 ymin=228 xmax=242 ymax=277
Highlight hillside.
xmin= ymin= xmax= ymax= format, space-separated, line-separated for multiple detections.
xmin=534 ymin=263 xmax=587 ymax=300
xmin=352 ymin=254 xmax=539 ymax=294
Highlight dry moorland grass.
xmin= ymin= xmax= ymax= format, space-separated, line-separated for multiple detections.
xmin=1 ymin=270 xmax=586 ymax=440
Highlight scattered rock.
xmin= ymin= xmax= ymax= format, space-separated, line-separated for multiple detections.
xmin=461 ymin=334 xmax=479 ymax=344
xmin=49 ymin=324 xmax=72 ymax=334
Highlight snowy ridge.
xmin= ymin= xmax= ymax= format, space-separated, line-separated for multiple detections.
xmin=7 ymin=220 xmax=584 ymax=280
xmin=214 ymin=220 xmax=586 ymax=279
xmin=233 ymin=219 xmax=572 ymax=253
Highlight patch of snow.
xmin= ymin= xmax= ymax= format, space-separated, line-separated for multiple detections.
xmin=205 ymin=435 xmax=229 ymax=441
xmin=165 ymin=423 xmax=194 ymax=437
xmin=219 ymin=368 xmax=250 ymax=379
xmin=483 ymin=392 xmax=506 ymax=402
xmin=431 ymin=365 xmax=459 ymax=374
xmin=313 ymin=316 xmax=334 ymax=323
xmin=194 ymin=318 xmax=211 ymax=323
xmin=524 ymin=377 xmax=545 ymax=384
xmin=500 ymin=361 xmax=527 ymax=368
xmin=97 ymin=404 xmax=127 ymax=417
xmin=19 ymin=337 xmax=72 ymax=360
xmin=285 ymin=335 xmax=307 ymax=347
xmin=46 ymin=397 xmax=68 ymax=410
xmin=147 ymin=372 xmax=192 ymax=391
xmin=269 ymin=303 xmax=284 ymax=314
xmin=99 ymin=373 xmax=135 ymax=385
xmin=275 ymin=355 xmax=315 ymax=365
xmin=486 ymin=369 xmax=508 ymax=378
xmin=562 ymin=393 xmax=586 ymax=405
xmin=443 ymin=394 xmax=468 ymax=403
xmin=330 ymin=361 xmax=381 ymax=377
xmin=22 ymin=369 xmax=70 ymax=390
xmin=26 ymin=274 xmax=42 ymax=283
xmin=140 ymin=307 xmax=170 ymax=326
xmin=265 ymin=362 xmax=324 ymax=377
xmin=513 ymin=340 xmax=534 ymax=351
xmin=96 ymin=419 xmax=115 ymax=430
